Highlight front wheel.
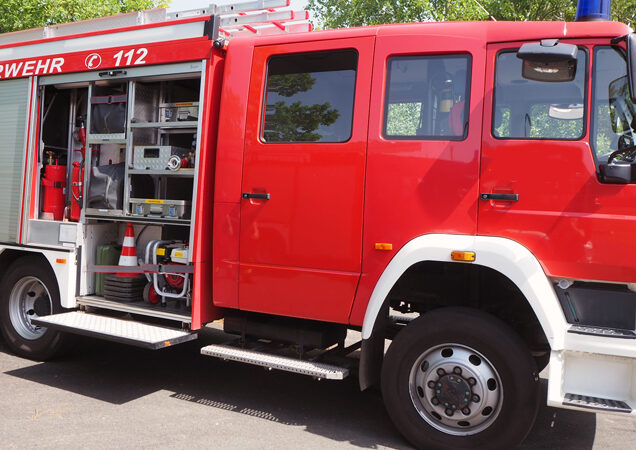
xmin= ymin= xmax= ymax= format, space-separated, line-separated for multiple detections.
xmin=0 ymin=255 xmax=71 ymax=360
xmin=381 ymin=307 xmax=540 ymax=450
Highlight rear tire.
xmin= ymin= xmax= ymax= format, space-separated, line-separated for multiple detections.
xmin=0 ymin=255 xmax=71 ymax=360
xmin=381 ymin=307 xmax=540 ymax=450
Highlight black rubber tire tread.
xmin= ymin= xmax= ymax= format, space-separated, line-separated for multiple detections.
xmin=0 ymin=255 xmax=72 ymax=360
xmin=381 ymin=307 xmax=540 ymax=450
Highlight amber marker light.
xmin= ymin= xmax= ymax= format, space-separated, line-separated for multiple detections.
xmin=451 ymin=251 xmax=476 ymax=262
xmin=55 ymin=258 xmax=66 ymax=264
xmin=375 ymin=243 xmax=393 ymax=251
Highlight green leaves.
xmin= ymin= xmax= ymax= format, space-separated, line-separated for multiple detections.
xmin=308 ymin=0 xmax=635 ymax=29
xmin=0 ymin=0 xmax=169 ymax=33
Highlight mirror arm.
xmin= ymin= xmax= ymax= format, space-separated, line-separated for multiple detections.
xmin=611 ymin=35 xmax=628 ymax=45
xmin=607 ymin=144 xmax=636 ymax=164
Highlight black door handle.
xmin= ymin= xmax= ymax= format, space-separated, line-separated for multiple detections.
xmin=480 ymin=193 xmax=519 ymax=202
xmin=242 ymin=192 xmax=270 ymax=200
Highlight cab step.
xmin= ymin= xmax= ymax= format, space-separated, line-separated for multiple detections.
xmin=200 ymin=343 xmax=350 ymax=380
xmin=563 ymin=393 xmax=632 ymax=413
xmin=31 ymin=311 xmax=197 ymax=350
xmin=568 ymin=325 xmax=636 ymax=339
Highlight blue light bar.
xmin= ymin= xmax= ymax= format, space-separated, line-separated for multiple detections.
xmin=575 ymin=0 xmax=611 ymax=21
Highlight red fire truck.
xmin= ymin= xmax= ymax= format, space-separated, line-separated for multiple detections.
xmin=0 ymin=0 xmax=634 ymax=448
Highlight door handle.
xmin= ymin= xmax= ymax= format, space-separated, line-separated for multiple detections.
xmin=242 ymin=192 xmax=270 ymax=200
xmin=480 ymin=193 xmax=518 ymax=202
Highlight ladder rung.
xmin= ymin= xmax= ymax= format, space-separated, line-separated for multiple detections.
xmin=220 ymin=19 xmax=312 ymax=38
xmin=218 ymin=9 xmax=307 ymax=27
xmin=214 ymin=0 xmax=290 ymax=15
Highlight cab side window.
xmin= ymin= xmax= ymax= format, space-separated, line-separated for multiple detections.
xmin=383 ymin=54 xmax=471 ymax=140
xmin=493 ymin=49 xmax=587 ymax=140
xmin=591 ymin=46 xmax=636 ymax=163
xmin=262 ymin=49 xmax=357 ymax=143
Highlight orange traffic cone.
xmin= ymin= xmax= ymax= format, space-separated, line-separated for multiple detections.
xmin=116 ymin=223 xmax=138 ymax=277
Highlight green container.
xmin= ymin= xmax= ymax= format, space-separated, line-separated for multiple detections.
xmin=95 ymin=243 xmax=121 ymax=296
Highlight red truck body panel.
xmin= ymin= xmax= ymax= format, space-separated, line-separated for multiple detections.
xmin=209 ymin=19 xmax=636 ymax=327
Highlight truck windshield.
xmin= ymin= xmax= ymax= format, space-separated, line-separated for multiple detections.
xmin=591 ymin=46 xmax=636 ymax=162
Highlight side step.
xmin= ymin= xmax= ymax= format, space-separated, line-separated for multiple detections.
xmin=201 ymin=343 xmax=350 ymax=380
xmin=568 ymin=325 xmax=636 ymax=339
xmin=564 ymin=393 xmax=633 ymax=413
xmin=32 ymin=312 xmax=197 ymax=350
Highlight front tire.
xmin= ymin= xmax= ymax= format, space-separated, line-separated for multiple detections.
xmin=381 ymin=307 xmax=540 ymax=450
xmin=0 ymin=255 xmax=71 ymax=360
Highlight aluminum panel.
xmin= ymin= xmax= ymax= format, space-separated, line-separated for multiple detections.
xmin=0 ymin=78 xmax=30 ymax=242
xmin=32 ymin=311 xmax=196 ymax=349
xmin=200 ymin=343 xmax=350 ymax=380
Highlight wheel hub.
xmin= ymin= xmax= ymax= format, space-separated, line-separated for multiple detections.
xmin=409 ymin=344 xmax=503 ymax=436
xmin=432 ymin=371 xmax=472 ymax=414
xmin=8 ymin=276 xmax=52 ymax=340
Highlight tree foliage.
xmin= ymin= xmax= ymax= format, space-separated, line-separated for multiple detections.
xmin=264 ymin=73 xmax=340 ymax=142
xmin=0 ymin=0 xmax=169 ymax=33
xmin=308 ymin=0 xmax=636 ymax=29
xmin=264 ymin=100 xmax=340 ymax=142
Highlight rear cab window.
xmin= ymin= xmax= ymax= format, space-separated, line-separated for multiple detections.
xmin=262 ymin=49 xmax=358 ymax=143
xmin=383 ymin=54 xmax=471 ymax=140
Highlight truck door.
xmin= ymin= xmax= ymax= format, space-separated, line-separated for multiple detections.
xmin=479 ymin=41 xmax=636 ymax=284
xmin=239 ymin=37 xmax=373 ymax=322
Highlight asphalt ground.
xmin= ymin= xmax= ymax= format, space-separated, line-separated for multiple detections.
xmin=0 ymin=326 xmax=634 ymax=449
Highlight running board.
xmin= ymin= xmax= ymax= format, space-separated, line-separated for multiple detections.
xmin=32 ymin=312 xmax=197 ymax=350
xmin=564 ymin=393 xmax=633 ymax=413
xmin=200 ymin=343 xmax=350 ymax=380
xmin=568 ymin=325 xmax=636 ymax=339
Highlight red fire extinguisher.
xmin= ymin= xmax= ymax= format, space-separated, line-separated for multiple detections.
xmin=70 ymin=122 xmax=86 ymax=222
xmin=41 ymin=152 xmax=66 ymax=221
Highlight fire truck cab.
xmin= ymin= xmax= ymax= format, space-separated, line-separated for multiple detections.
xmin=0 ymin=2 xmax=635 ymax=449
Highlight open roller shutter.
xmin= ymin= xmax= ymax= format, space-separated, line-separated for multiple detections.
xmin=0 ymin=78 xmax=30 ymax=242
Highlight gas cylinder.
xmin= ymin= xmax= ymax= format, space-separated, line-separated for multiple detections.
xmin=70 ymin=122 xmax=87 ymax=222
xmin=70 ymin=161 xmax=83 ymax=222
xmin=41 ymin=153 xmax=66 ymax=221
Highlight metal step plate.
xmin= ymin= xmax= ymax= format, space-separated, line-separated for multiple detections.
xmin=564 ymin=393 xmax=632 ymax=413
xmin=32 ymin=312 xmax=197 ymax=350
xmin=568 ymin=325 xmax=636 ymax=339
xmin=201 ymin=343 xmax=349 ymax=380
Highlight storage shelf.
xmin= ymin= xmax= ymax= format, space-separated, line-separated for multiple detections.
xmin=86 ymin=213 xmax=191 ymax=227
xmin=87 ymin=138 xmax=127 ymax=145
xmin=129 ymin=168 xmax=195 ymax=177
xmin=130 ymin=121 xmax=198 ymax=129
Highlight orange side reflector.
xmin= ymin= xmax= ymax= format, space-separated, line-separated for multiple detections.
xmin=55 ymin=258 xmax=66 ymax=264
xmin=164 ymin=340 xmax=171 ymax=347
xmin=451 ymin=251 xmax=476 ymax=262
xmin=375 ymin=243 xmax=393 ymax=251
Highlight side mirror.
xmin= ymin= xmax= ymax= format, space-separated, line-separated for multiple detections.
xmin=517 ymin=40 xmax=577 ymax=82
xmin=599 ymin=146 xmax=636 ymax=184
xmin=599 ymin=160 xmax=636 ymax=184
xmin=627 ymin=34 xmax=636 ymax=103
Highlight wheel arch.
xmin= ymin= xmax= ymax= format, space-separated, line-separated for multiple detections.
xmin=358 ymin=234 xmax=567 ymax=390
xmin=0 ymin=247 xmax=75 ymax=308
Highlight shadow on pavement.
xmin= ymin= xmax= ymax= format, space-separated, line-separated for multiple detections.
xmin=520 ymin=379 xmax=595 ymax=450
xmin=1 ymin=328 xmax=596 ymax=449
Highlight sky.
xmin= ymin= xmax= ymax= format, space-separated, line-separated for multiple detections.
xmin=167 ymin=0 xmax=308 ymax=13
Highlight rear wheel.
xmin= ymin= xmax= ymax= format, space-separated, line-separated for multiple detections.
xmin=0 ymin=255 xmax=71 ymax=360
xmin=381 ymin=307 xmax=540 ymax=450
